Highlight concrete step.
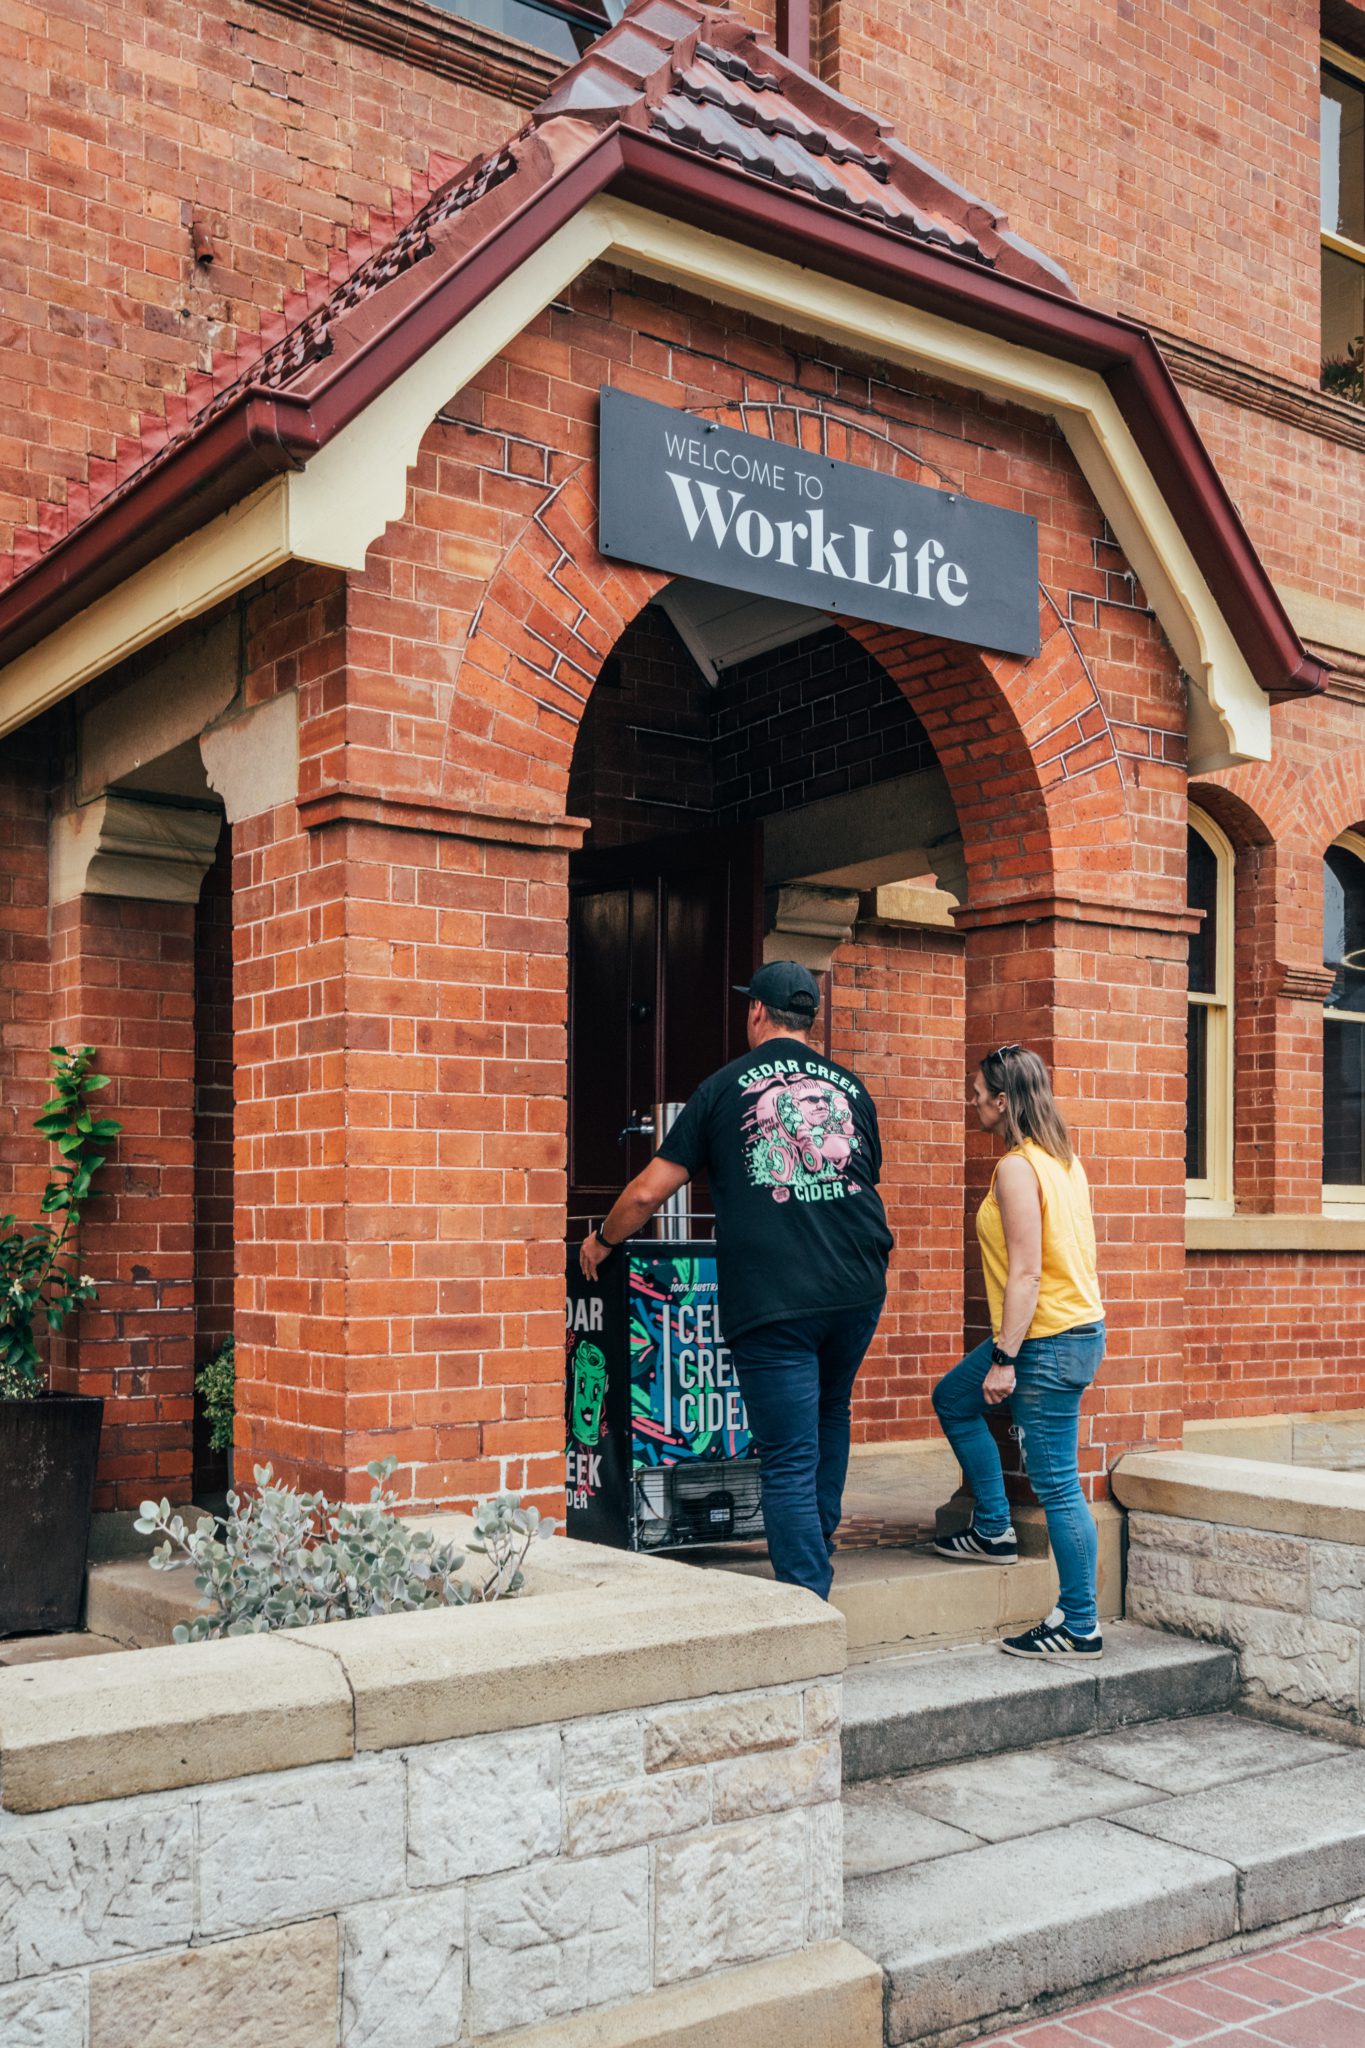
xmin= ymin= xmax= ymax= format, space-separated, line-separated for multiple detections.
xmin=842 ymin=1622 xmax=1238 ymax=1783
xmin=85 ymin=1556 xmax=201 ymax=1647
xmin=712 ymin=1538 xmax=1122 ymax=1654
xmin=842 ymin=1713 xmax=1365 ymax=2044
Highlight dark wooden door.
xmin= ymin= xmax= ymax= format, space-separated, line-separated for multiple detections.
xmin=568 ymin=826 xmax=760 ymax=1228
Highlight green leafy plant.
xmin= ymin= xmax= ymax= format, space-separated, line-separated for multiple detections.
xmin=0 ymin=1046 xmax=121 ymax=1401
xmin=134 ymin=1458 xmax=554 ymax=1642
xmin=1322 ymin=336 xmax=1364 ymax=403
xmin=195 ymin=1336 xmax=235 ymax=1453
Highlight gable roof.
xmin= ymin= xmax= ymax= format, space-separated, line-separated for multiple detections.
xmin=0 ymin=0 xmax=1326 ymax=707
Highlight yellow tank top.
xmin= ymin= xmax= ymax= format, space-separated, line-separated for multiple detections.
xmin=976 ymin=1140 xmax=1103 ymax=1340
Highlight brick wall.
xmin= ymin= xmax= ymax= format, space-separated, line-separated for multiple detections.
xmin=0 ymin=731 xmax=54 ymax=1244
xmin=192 ymin=831 xmax=233 ymax=1488
xmin=0 ymin=0 xmax=526 ymax=552
xmin=830 ymin=923 xmax=966 ymax=1441
xmin=819 ymin=0 xmax=1322 ymax=386
xmin=49 ymin=894 xmax=197 ymax=1511
xmin=1185 ymin=1253 xmax=1365 ymax=1421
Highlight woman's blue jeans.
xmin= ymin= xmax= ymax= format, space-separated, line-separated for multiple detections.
xmin=729 ymin=1303 xmax=884 ymax=1601
xmin=931 ymin=1323 xmax=1106 ymax=1634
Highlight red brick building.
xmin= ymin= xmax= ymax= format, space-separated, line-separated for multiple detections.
xmin=3 ymin=0 xmax=1365 ymax=1521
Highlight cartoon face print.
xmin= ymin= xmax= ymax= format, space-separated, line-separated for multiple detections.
xmin=570 ymin=1339 xmax=607 ymax=1445
xmin=742 ymin=1074 xmax=859 ymax=1201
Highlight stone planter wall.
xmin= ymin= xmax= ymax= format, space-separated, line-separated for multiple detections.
xmin=1116 ymin=1451 xmax=1365 ymax=1735
xmin=0 ymin=1536 xmax=881 ymax=2048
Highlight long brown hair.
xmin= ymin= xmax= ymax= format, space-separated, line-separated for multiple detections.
xmin=978 ymin=1044 xmax=1075 ymax=1166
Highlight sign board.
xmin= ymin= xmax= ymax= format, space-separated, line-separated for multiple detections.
xmin=598 ymin=387 xmax=1040 ymax=660
xmin=565 ymin=1243 xmax=760 ymax=1550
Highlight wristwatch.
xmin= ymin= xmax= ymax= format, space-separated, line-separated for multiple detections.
xmin=591 ymin=1220 xmax=620 ymax=1252
xmin=990 ymin=1343 xmax=1017 ymax=1369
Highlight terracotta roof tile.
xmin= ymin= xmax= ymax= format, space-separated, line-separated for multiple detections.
xmin=0 ymin=0 xmax=1076 ymax=599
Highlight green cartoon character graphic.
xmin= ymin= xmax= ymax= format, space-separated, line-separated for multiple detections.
xmin=570 ymin=1339 xmax=607 ymax=1447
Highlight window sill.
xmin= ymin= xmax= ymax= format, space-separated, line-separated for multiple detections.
xmin=1185 ymin=1214 xmax=1365 ymax=1252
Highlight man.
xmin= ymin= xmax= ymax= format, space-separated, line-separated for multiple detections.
xmin=578 ymin=960 xmax=893 ymax=1600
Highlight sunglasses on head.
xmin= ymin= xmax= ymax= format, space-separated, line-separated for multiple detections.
xmin=985 ymin=1042 xmax=1023 ymax=1064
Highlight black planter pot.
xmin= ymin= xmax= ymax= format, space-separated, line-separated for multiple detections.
xmin=0 ymin=1391 xmax=104 ymax=1636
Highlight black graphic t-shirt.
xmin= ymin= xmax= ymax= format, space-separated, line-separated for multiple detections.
xmin=657 ymin=1038 xmax=893 ymax=1340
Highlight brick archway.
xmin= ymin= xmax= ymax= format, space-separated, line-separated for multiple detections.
xmin=455 ymin=452 xmax=1131 ymax=916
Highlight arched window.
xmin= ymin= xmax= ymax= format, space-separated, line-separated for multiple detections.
xmin=1323 ymin=832 xmax=1365 ymax=1202
xmin=1186 ymin=809 xmax=1233 ymax=1209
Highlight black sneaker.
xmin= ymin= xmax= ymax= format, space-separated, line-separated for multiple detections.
xmin=1000 ymin=1609 xmax=1103 ymax=1658
xmin=931 ymin=1524 xmax=1019 ymax=1565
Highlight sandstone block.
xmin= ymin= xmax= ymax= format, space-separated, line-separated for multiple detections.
xmin=562 ymin=1713 xmax=644 ymax=1792
xmin=1126 ymin=1548 xmax=1194 ymax=1596
xmin=342 ymin=1888 xmax=464 ymax=2048
xmin=197 ymin=1757 xmax=405 ymax=1937
xmin=1128 ymin=1512 xmax=1216 ymax=1557
xmin=644 ymin=1692 xmax=802 ymax=1773
xmin=0 ymin=1635 xmax=352 ymax=1814
xmin=1191 ymin=1559 xmax=1307 ymax=1614
xmin=653 ymin=1809 xmax=808 ymax=1984
xmin=1124 ymin=1583 xmax=1235 ymax=1644
xmin=567 ymin=1768 xmax=710 ymax=1856
xmin=88 ymin=1921 xmax=337 ymax=2048
xmin=1236 ymin=1607 xmax=1361 ymax=1717
xmin=1215 ymin=1526 xmax=1310 ymax=1572
xmin=1310 ymin=1542 xmax=1365 ymax=1628
xmin=0 ymin=1797 xmax=192 ymax=1981
xmin=0 ymin=1975 xmax=87 ymax=2047
xmin=408 ymin=1726 xmax=561 ymax=1886
xmin=467 ymin=1848 xmax=650 ymax=2034
xmin=802 ymin=1683 xmax=841 ymax=1742
xmin=807 ymin=1800 xmax=843 ymax=1942
xmin=711 ymin=1737 xmax=840 ymax=1824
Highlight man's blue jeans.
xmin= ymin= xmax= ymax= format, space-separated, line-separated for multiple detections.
xmin=729 ymin=1303 xmax=884 ymax=1601
xmin=931 ymin=1323 xmax=1106 ymax=1634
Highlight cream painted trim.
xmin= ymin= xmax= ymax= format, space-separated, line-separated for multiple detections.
xmin=1324 ymin=39 xmax=1365 ymax=89
xmin=0 ymin=197 xmax=1270 ymax=765
xmin=1322 ymin=227 xmax=1365 ymax=267
xmin=0 ymin=210 xmax=618 ymax=742
xmin=0 ymin=485 xmax=288 ymax=739
xmin=283 ymin=208 xmax=616 ymax=569
xmin=1186 ymin=806 xmax=1234 ymax=1207
xmin=594 ymin=201 xmax=1269 ymax=769
xmin=1186 ymin=1213 xmax=1365 ymax=1251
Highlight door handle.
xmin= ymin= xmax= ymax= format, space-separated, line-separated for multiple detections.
xmin=618 ymin=1111 xmax=655 ymax=1145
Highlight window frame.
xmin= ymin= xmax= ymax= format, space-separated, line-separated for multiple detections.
xmin=1186 ymin=807 xmax=1235 ymax=1217
xmin=1322 ymin=827 xmax=1365 ymax=1215
xmin=1322 ymin=40 xmax=1365 ymax=387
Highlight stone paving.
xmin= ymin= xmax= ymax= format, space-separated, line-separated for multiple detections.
xmin=972 ymin=1923 xmax=1365 ymax=2046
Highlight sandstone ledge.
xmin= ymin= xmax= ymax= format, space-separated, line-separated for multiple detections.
xmin=0 ymin=1534 xmax=843 ymax=1814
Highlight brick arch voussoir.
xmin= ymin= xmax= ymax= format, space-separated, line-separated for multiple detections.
xmin=1191 ymin=759 xmax=1297 ymax=849
xmin=1286 ymin=744 xmax=1365 ymax=858
xmin=845 ymin=615 xmax=1130 ymax=911
xmin=451 ymin=459 xmax=665 ymax=812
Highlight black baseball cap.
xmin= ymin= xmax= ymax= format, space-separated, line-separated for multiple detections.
xmin=733 ymin=960 xmax=821 ymax=1016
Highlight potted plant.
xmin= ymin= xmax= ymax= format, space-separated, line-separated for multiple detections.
xmin=194 ymin=1334 xmax=235 ymax=1487
xmin=0 ymin=1046 xmax=121 ymax=1636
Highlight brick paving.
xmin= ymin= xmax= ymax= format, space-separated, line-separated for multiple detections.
xmin=973 ymin=1926 xmax=1365 ymax=2046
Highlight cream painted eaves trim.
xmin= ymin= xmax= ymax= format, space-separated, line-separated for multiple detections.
xmin=596 ymin=201 xmax=1267 ymax=768
xmin=0 ymin=210 xmax=617 ymax=741
xmin=0 ymin=484 xmax=288 ymax=738
xmin=0 ymin=195 xmax=1268 ymax=765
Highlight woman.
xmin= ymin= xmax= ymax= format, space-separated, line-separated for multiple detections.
xmin=931 ymin=1043 xmax=1106 ymax=1657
